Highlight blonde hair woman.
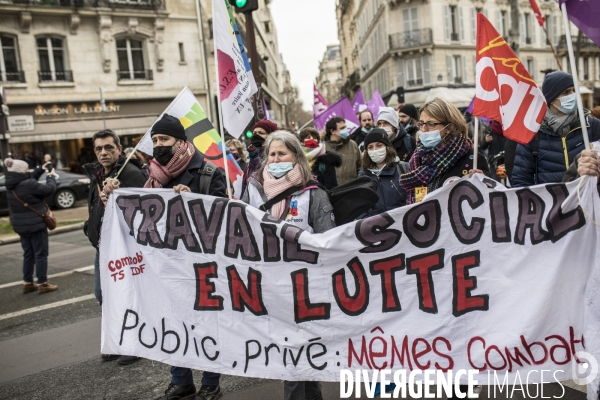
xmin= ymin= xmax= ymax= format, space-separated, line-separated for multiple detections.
xmin=399 ymin=98 xmax=489 ymax=204
xmin=226 ymin=138 xmax=248 ymax=171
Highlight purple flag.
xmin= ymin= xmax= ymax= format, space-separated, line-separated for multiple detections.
xmin=559 ymin=0 xmax=600 ymax=48
xmin=262 ymin=97 xmax=270 ymax=121
xmin=313 ymin=84 xmax=330 ymax=118
xmin=351 ymin=89 xmax=366 ymax=113
xmin=367 ymin=90 xmax=386 ymax=114
xmin=314 ymin=97 xmax=360 ymax=135
xmin=466 ymin=95 xmax=491 ymax=124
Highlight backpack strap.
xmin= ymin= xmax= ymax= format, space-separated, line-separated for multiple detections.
xmin=198 ymin=161 xmax=217 ymax=195
xmin=395 ymin=161 xmax=408 ymax=175
xmin=259 ymin=184 xmax=305 ymax=212
xmin=402 ymin=135 xmax=413 ymax=157
xmin=530 ymin=132 xmax=541 ymax=185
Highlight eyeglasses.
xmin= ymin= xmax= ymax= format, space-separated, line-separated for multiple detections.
xmin=416 ymin=121 xmax=447 ymax=129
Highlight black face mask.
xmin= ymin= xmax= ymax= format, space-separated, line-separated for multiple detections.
xmin=250 ymin=133 xmax=266 ymax=147
xmin=153 ymin=146 xmax=173 ymax=166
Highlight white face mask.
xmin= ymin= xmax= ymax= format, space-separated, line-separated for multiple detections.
xmin=382 ymin=127 xmax=394 ymax=137
xmin=368 ymin=147 xmax=387 ymax=164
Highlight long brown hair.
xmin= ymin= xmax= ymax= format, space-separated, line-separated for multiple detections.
xmin=361 ymin=145 xmax=398 ymax=171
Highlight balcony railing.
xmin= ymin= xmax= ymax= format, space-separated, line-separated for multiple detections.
xmin=8 ymin=0 xmax=165 ymax=10
xmin=117 ymin=69 xmax=153 ymax=80
xmin=451 ymin=32 xmax=459 ymax=41
xmin=38 ymin=70 xmax=73 ymax=82
xmin=407 ymin=78 xmax=423 ymax=87
xmin=389 ymin=28 xmax=433 ymax=50
xmin=0 ymin=70 xmax=25 ymax=83
xmin=453 ymin=76 xmax=463 ymax=84
xmin=341 ymin=70 xmax=360 ymax=97
xmin=557 ymin=34 xmax=600 ymax=54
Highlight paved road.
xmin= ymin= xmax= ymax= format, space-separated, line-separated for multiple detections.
xmin=0 ymin=230 xmax=589 ymax=399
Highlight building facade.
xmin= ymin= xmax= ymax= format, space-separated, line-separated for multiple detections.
xmin=336 ymin=0 xmax=600 ymax=109
xmin=0 ymin=0 xmax=291 ymax=172
xmin=316 ymin=44 xmax=343 ymax=105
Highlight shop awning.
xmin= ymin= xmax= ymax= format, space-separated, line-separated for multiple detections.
xmin=8 ymin=115 xmax=158 ymax=144
xmin=402 ymin=87 xmax=476 ymax=108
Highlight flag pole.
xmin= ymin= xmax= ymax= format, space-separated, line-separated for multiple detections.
xmin=213 ymin=8 xmax=233 ymax=200
xmin=542 ymin=25 xmax=563 ymax=70
xmin=298 ymin=118 xmax=314 ymax=131
xmin=473 ymin=116 xmax=480 ymax=170
xmin=560 ymin=2 xmax=590 ymax=151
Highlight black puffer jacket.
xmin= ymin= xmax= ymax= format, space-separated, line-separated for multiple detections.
xmin=312 ymin=151 xmax=342 ymax=190
xmin=391 ymin=129 xmax=416 ymax=162
xmin=160 ymin=151 xmax=226 ymax=197
xmin=83 ymin=156 xmax=147 ymax=249
xmin=6 ymin=169 xmax=56 ymax=234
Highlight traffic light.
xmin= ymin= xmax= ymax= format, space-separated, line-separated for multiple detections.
xmin=228 ymin=0 xmax=258 ymax=13
xmin=396 ymin=86 xmax=405 ymax=104
xmin=245 ymin=130 xmax=253 ymax=139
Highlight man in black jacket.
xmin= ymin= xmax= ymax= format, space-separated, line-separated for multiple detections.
xmin=5 ymin=158 xmax=58 ymax=293
xmin=145 ymin=114 xmax=226 ymax=400
xmin=350 ymin=109 xmax=374 ymax=151
xmin=83 ymin=129 xmax=147 ymax=364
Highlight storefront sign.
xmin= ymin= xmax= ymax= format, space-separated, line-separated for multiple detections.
xmin=7 ymin=115 xmax=35 ymax=132
xmin=34 ymin=103 xmax=120 ymax=116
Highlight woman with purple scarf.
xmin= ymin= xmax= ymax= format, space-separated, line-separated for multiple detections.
xmin=399 ymin=98 xmax=489 ymax=205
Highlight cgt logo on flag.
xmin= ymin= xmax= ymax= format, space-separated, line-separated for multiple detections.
xmin=472 ymin=13 xmax=547 ymax=144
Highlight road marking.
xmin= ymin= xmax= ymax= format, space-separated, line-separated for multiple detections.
xmin=0 ymin=265 xmax=94 ymax=290
xmin=0 ymin=294 xmax=96 ymax=321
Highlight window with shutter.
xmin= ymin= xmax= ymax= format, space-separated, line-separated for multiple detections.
xmin=462 ymin=55 xmax=468 ymax=84
xmin=447 ymin=54 xmax=454 ymax=83
xmin=520 ymin=13 xmax=526 ymax=44
xmin=443 ymin=5 xmax=452 ymax=41
xmin=423 ymin=55 xmax=431 ymax=85
xmin=459 ymin=6 xmax=465 ymax=42
xmin=530 ymin=15 xmax=537 ymax=45
xmin=471 ymin=8 xmax=477 ymax=43
xmin=397 ymin=58 xmax=405 ymax=87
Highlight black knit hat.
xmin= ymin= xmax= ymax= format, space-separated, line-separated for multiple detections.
xmin=399 ymin=104 xmax=419 ymax=121
xmin=542 ymin=71 xmax=574 ymax=105
xmin=363 ymin=128 xmax=391 ymax=149
xmin=151 ymin=114 xmax=187 ymax=141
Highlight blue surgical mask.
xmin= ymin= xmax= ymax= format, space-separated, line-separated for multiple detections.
xmin=339 ymin=128 xmax=349 ymax=140
xmin=362 ymin=127 xmax=373 ymax=134
xmin=268 ymin=162 xmax=294 ymax=178
xmin=420 ymin=124 xmax=449 ymax=148
xmin=556 ymin=93 xmax=577 ymax=114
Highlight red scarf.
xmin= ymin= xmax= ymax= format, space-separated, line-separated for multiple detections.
xmin=144 ymin=142 xmax=196 ymax=188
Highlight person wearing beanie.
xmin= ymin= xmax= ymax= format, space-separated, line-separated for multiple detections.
xmin=357 ymin=128 xmax=407 ymax=219
xmin=398 ymin=104 xmax=419 ymax=138
xmin=377 ymin=107 xmax=416 ymax=162
xmin=241 ymin=120 xmax=279 ymax=196
xmin=512 ymin=71 xmax=600 ymax=187
xmin=81 ymin=129 xmax=147 ymax=364
xmin=147 ymin=114 xmax=226 ymax=400
xmin=5 ymin=158 xmax=58 ymax=294
xmin=324 ymin=116 xmax=362 ymax=185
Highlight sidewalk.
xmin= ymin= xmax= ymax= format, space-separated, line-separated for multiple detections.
xmin=0 ymin=201 xmax=88 ymax=245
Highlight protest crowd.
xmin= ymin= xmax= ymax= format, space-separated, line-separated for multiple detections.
xmin=3 ymin=2 xmax=600 ymax=400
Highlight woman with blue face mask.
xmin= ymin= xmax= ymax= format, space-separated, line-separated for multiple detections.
xmin=399 ymin=98 xmax=489 ymax=204
xmin=512 ymin=71 xmax=600 ymax=187
xmin=241 ymin=131 xmax=335 ymax=400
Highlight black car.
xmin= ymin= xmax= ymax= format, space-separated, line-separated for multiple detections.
xmin=0 ymin=171 xmax=90 ymax=215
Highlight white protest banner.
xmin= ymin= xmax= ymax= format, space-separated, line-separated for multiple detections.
xmin=100 ymin=175 xmax=600 ymax=387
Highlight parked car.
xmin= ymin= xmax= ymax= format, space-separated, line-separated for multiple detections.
xmin=0 ymin=170 xmax=90 ymax=215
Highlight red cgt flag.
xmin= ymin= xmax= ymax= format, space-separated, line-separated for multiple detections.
xmin=472 ymin=13 xmax=547 ymax=144
xmin=529 ymin=0 xmax=546 ymax=27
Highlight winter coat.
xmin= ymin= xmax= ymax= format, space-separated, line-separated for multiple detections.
xmin=83 ymin=156 xmax=147 ymax=249
xmin=512 ymin=112 xmax=600 ymax=187
xmin=405 ymin=124 xmax=419 ymax=139
xmin=6 ymin=168 xmax=56 ymax=234
xmin=160 ymin=151 xmax=226 ymax=197
xmin=358 ymin=164 xmax=406 ymax=219
xmin=241 ymin=175 xmax=335 ymax=234
xmin=391 ymin=129 xmax=416 ymax=163
xmin=562 ymin=153 xmax=600 ymax=195
xmin=481 ymin=131 xmax=506 ymax=159
xmin=350 ymin=129 xmax=368 ymax=149
xmin=312 ymin=151 xmax=342 ymax=190
xmin=504 ymin=139 xmax=518 ymax=183
xmin=325 ymin=138 xmax=362 ymax=186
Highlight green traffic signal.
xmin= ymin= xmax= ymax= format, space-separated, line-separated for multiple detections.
xmin=245 ymin=131 xmax=253 ymax=138
xmin=236 ymin=0 xmax=248 ymax=7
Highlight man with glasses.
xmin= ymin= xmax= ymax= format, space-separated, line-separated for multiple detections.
xmin=82 ymin=129 xmax=147 ymax=364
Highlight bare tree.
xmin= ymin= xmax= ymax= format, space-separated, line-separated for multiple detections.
xmin=284 ymin=86 xmax=312 ymax=130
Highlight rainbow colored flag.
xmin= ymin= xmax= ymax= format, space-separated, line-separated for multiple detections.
xmin=138 ymin=87 xmax=243 ymax=195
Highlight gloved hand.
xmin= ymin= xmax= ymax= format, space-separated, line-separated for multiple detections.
xmin=496 ymin=164 xmax=507 ymax=179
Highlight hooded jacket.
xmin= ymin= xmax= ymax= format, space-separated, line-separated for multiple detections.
xmin=6 ymin=168 xmax=56 ymax=234
xmin=325 ymin=137 xmax=362 ymax=186
xmin=83 ymin=156 xmax=147 ymax=249
xmin=358 ymin=164 xmax=406 ymax=219
xmin=512 ymin=111 xmax=600 ymax=187
xmin=312 ymin=151 xmax=342 ymax=190
xmin=390 ymin=128 xmax=416 ymax=162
